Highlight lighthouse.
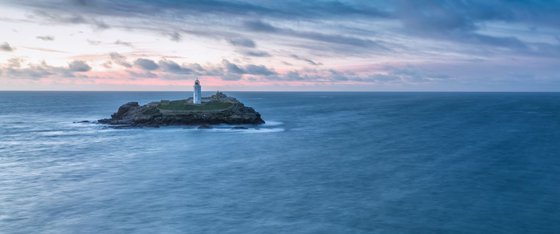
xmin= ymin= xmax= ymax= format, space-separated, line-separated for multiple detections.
xmin=193 ymin=79 xmax=202 ymax=104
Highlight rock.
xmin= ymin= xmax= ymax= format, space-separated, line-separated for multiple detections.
xmin=74 ymin=120 xmax=91 ymax=123
xmin=112 ymin=102 xmax=139 ymax=119
xmin=97 ymin=119 xmax=111 ymax=124
xmin=98 ymin=93 xmax=264 ymax=127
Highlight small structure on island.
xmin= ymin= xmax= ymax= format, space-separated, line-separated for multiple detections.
xmin=193 ymin=78 xmax=202 ymax=105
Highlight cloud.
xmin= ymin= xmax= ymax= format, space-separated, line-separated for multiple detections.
xmin=167 ymin=31 xmax=182 ymax=41
xmin=254 ymin=66 xmax=451 ymax=84
xmin=291 ymin=54 xmax=321 ymax=66
xmin=3 ymin=0 xmax=560 ymax=90
xmin=1 ymin=63 xmax=54 ymax=79
xmin=20 ymin=46 xmax=65 ymax=53
xmin=134 ymin=58 xmax=159 ymax=70
xmin=222 ymin=59 xmax=244 ymax=74
xmin=228 ymin=38 xmax=256 ymax=48
xmin=31 ymin=10 xmax=110 ymax=30
xmin=261 ymin=71 xmax=318 ymax=82
xmin=93 ymin=20 xmax=110 ymax=29
xmin=367 ymin=74 xmax=399 ymax=82
xmin=127 ymin=70 xmax=157 ymax=78
xmin=17 ymin=0 xmax=391 ymax=22
xmin=467 ymin=34 xmax=527 ymax=49
xmin=397 ymin=1 xmax=493 ymax=34
xmin=33 ymin=10 xmax=86 ymax=24
xmin=1 ymin=42 xmax=14 ymax=51
xmin=87 ymin=39 xmax=101 ymax=45
xmin=222 ymin=73 xmax=242 ymax=81
xmin=102 ymin=61 xmax=112 ymax=68
xmin=6 ymin=57 xmax=23 ymax=68
xmin=109 ymin=52 xmax=132 ymax=68
xmin=393 ymin=0 xmax=560 ymax=53
xmin=285 ymin=71 xmax=305 ymax=81
xmin=14 ymin=0 xmax=559 ymax=58
xmin=0 ymin=60 xmax=93 ymax=79
xmin=114 ymin=40 xmax=133 ymax=47
xmin=242 ymin=50 xmax=270 ymax=57
xmin=72 ymin=0 xmax=88 ymax=6
xmin=375 ymin=66 xmax=451 ymax=83
xmin=158 ymin=60 xmax=192 ymax=74
xmin=219 ymin=59 xmax=276 ymax=80
xmin=243 ymin=20 xmax=279 ymax=33
xmin=12 ymin=1 xmax=560 ymax=53
xmin=245 ymin=64 xmax=276 ymax=75
xmin=109 ymin=53 xmax=124 ymax=60
xmin=68 ymin=60 xmax=91 ymax=72
xmin=36 ymin=35 xmax=54 ymax=41
xmin=243 ymin=20 xmax=387 ymax=50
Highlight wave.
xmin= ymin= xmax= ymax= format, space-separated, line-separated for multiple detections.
xmin=73 ymin=119 xmax=285 ymax=134
xmin=205 ymin=127 xmax=284 ymax=133
xmin=262 ymin=120 xmax=283 ymax=127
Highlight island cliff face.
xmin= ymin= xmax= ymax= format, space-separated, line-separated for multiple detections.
xmin=98 ymin=92 xmax=264 ymax=127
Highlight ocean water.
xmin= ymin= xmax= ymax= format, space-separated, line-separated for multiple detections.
xmin=1 ymin=91 xmax=559 ymax=234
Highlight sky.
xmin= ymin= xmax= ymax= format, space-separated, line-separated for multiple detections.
xmin=0 ymin=0 xmax=559 ymax=91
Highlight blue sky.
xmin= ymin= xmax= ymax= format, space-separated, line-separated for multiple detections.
xmin=0 ymin=0 xmax=559 ymax=91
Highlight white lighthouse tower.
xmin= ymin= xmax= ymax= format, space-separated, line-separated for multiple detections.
xmin=193 ymin=78 xmax=202 ymax=104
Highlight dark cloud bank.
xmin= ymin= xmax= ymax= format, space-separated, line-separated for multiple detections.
xmin=11 ymin=0 xmax=559 ymax=53
xmin=2 ymin=0 xmax=560 ymax=87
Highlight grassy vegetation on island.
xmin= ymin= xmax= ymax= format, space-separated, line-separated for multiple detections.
xmin=157 ymin=100 xmax=233 ymax=112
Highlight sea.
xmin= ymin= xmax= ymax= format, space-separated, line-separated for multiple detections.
xmin=0 ymin=91 xmax=559 ymax=234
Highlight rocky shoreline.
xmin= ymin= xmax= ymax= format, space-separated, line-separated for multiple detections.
xmin=98 ymin=92 xmax=264 ymax=127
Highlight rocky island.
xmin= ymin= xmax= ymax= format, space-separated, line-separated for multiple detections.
xmin=98 ymin=92 xmax=264 ymax=127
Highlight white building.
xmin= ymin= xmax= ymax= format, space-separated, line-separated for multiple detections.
xmin=193 ymin=79 xmax=202 ymax=104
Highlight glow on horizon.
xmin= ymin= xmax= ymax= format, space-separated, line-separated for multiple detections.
xmin=0 ymin=1 xmax=559 ymax=91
